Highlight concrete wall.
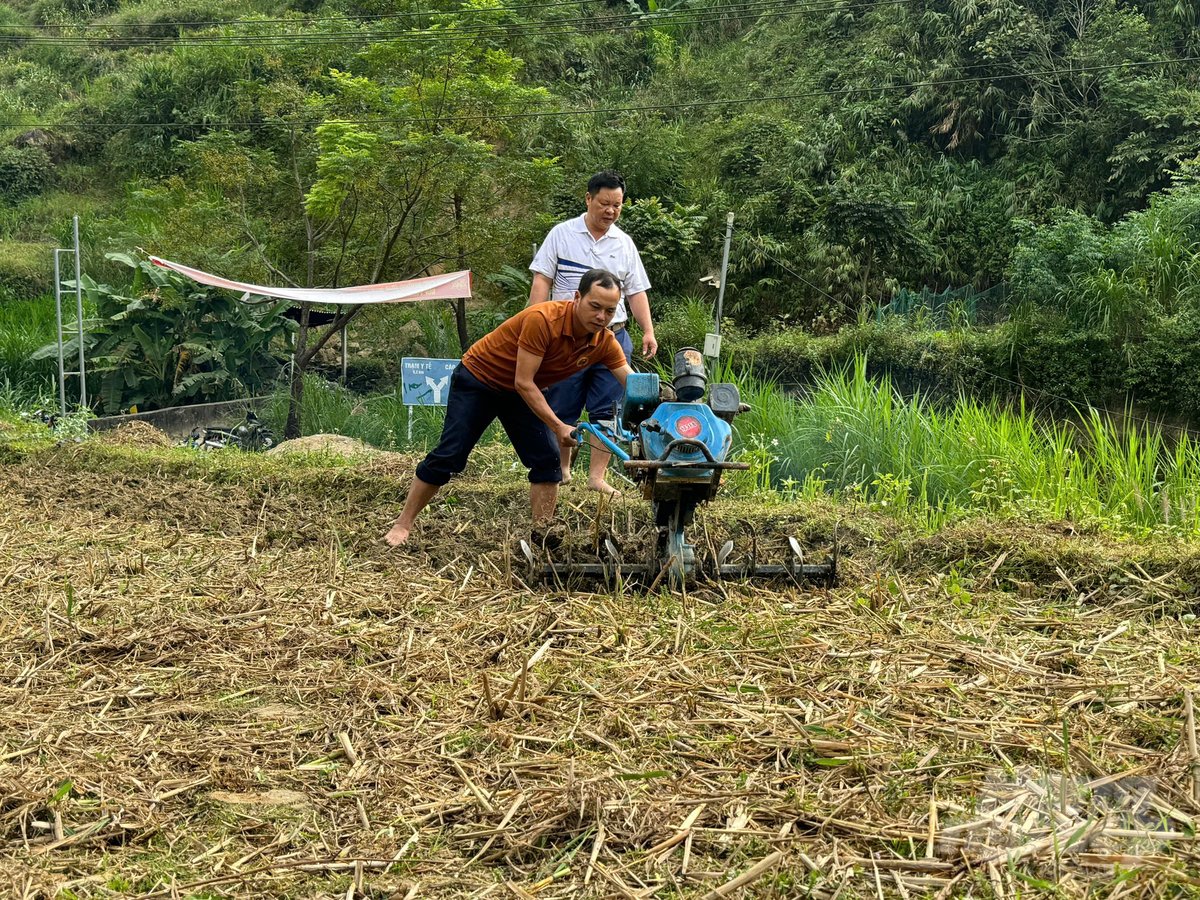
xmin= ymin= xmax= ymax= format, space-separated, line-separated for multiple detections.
xmin=89 ymin=397 xmax=272 ymax=438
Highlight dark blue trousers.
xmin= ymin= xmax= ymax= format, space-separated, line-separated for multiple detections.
xmin=416 ymin=364 xmax=562 ymax=486
xmin=544 ymin=325 xmax=633 ymax=425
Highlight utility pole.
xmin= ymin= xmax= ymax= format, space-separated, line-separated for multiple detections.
xmin=704 ymin=212 xmax=735 ymax=368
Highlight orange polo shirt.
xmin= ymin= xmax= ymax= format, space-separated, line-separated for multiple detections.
xmin=462 ymin=300 xmax=626 ymax=391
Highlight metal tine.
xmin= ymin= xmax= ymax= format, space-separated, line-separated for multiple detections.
xmin=717 ymin=540 xmax=734 ymax=568
xmin=603 ymin=537 xmax=621 ymax=562
xmin=787 ymin=536 xmax=804 ymax=580
xmin=602 ymin=537 xmax=621 ymax=583
xmin=742 ymin=520 xmax=758 ymax=571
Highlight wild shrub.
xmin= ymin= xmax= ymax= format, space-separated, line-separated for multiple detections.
xmin=1009 ymin=179 xmax=1200 ymax=339
xmin=0 ymin=145 xmax=53 ymax=202
xmin=653 ymin=294 xmax=718 ymax=356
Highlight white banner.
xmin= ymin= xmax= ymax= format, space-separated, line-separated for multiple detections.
xmin=150 ymin=256 xmax=472 ymax=305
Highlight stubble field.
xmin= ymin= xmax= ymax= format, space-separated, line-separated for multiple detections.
xmin=3 ymin=432 xmax=1200 ymax=898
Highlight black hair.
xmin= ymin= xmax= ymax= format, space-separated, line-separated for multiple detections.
xmin=578 ymin=268 xmax=621 ymax=298
xmin=586 ymin=170 xmax=625 ymax=197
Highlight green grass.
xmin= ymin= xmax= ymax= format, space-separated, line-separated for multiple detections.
xmin=0 ymin=293 xmax=59 ymax=403
xmin=0 ymin=239 xmax=54 ymax=297
xmin=729 ymin=355 xmax=1200 ymax=534
xmin=0 ymin=186 xmax=108 ymax=244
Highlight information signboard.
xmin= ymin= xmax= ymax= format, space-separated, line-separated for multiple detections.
xmin=400 ymin=358 xmax=458 ymax=406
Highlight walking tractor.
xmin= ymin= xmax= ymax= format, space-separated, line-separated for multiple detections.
xmin=521 ymin=349 xmax=837 ymax=587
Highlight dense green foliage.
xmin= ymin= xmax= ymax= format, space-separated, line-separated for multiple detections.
xmin=0 ymin=0 xmax=1195 ymax=303
xmin=0 ymin=0 xmax=1197 ymax=419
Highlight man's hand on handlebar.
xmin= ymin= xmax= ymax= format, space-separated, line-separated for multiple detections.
xmin=553 ymin=422 xmax=579 ymax=451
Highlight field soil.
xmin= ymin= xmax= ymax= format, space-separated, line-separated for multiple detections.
xmin=3 ymin=442 xmax=1200 ymax=898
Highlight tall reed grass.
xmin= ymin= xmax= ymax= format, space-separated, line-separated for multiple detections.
xmin=0 ymin=295 xmax=58 ymax=402
xmin=731 ymin=355 xmax=1200 ymax=533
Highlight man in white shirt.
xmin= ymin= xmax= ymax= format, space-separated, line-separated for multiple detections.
xmin=529 ymin=171 xmax=657 ymax=496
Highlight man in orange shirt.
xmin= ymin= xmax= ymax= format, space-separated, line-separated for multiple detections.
xmin=384 ymin=269 xmax=632 ymax=546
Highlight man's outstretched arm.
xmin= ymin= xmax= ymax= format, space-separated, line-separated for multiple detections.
xmin=515 ymin=348 xmax=578 ymax=450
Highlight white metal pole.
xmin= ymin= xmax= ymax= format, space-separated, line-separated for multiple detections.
xmin=715 ymin=212 xmax=734 ymax=337
xmin=53 ymin=250 xmax=66 ymax=417
xmin=407 ymin=405 xmax=413 ymax=445
xmin=72 ymin=215 xmax=86 ymax=409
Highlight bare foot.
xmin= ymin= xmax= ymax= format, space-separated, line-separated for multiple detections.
xmin=586 ymin=478 xmax=621 ymax=498
xmin=383 ymin=522 xmax=411 ymax=547
xmin=561 ymin=469 xmax=573 ymax=485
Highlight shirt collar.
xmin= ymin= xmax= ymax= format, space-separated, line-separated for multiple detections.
xmin=570 ymin=213 xmax=624 ymax=242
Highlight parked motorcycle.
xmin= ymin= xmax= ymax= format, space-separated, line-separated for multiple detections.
xmin=186 ymin=411 xmax=276 ymax=452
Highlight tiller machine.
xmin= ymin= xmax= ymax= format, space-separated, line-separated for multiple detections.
xmin=521 ymin=349 xmax=837 ymax=587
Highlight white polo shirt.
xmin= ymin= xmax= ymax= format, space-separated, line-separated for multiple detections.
xmin=529 ymin=215 xmax=651 ymax=326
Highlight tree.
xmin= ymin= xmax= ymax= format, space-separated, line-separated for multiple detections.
xmin=279 ymin=31 xmax=558 ymax=437
xmin=139 ymin=22 xmax=561 ymax=438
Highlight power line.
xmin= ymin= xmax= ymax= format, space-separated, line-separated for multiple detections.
xmin=753 ymin=246 xmax=859 ymax=319
xmin=1 ymin=54 xmax=1189 ymax=130
xmin=0 ymin=0 xmax=826 ymax=46
xmin=5 ymin=0 xmax=612 ymax=29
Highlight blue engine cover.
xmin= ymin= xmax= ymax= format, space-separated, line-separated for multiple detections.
xmin=640 ymin=402 xmax=733 ymax=466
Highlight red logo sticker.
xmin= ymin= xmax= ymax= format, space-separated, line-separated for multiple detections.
xmin=676 ymin=415 xmax=702 ymax=438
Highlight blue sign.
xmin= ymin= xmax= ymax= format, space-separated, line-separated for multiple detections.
xmin=401 ymin=358 xmax=458 ymax=406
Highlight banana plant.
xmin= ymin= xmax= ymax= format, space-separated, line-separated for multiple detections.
xmin=35 ymin=253 xmax=294 ymax=414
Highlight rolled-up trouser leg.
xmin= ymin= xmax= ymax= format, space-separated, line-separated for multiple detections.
xmin=497 ymin=389 xmax=563 ymax=484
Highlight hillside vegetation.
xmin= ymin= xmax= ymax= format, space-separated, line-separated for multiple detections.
xmin=0 ymin=0 xmax=1195 ymax=305
xmin=0 ymin=0 xmax=1198 ymax=413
